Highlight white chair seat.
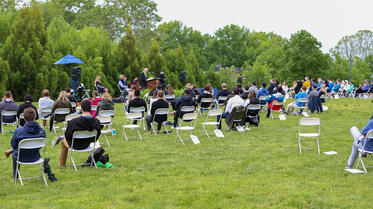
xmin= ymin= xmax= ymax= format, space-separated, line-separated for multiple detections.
xmin=122 ymin=124 xmax=140 ymax=129
xmin=17 ymin=158 xmax=44 ymax=165
xmin=299 ymin=133 xmax=319 ymax=137
xmin=101 ymin=130 xmax=111 ymax=134
xmin=202 ymin=122 xmax=219 ymax=125
xmin=175 ymin=126 xmax=195 ymax=131
xmin=358 ymin=149 xmax=373 ymax=154
xmin=71 ymin=147 xmax=94 ymax=153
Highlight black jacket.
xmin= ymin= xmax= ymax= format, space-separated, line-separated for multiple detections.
xmin=197 ymin=92 xmax=213 ymax=108
xmin=17 ymin=102 xmax=39 ymax=126
xmin=128 ymin=97 xmax=147 ymax=113
xmin=150 ymin=99 xmax=169 ymax=123
xmin=65 ymin=116 xmax=101 ymax=150
xmin=241 ymin=91 xmax=250 ymax=100
xmin=96 ymin=99 xmax=114 ymax=115
xmin=294 ymin=81 xmax=303 ymax=94
xmin=139 ymin=71 xmax=147 ymax=87
xmin=175 ymin=95 xmax=196 ymax=118
xmin=268 ymin=83 xmax=276 ymax=95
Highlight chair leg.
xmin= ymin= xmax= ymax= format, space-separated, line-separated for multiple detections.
xmin=298 ymin=136 xmax=302 ymax=154
xmin=90 ymin=152 xmax=97 ymax=168
xmin=104 ymin=134 xmax=110 ymax=148
xmin=136 ymin=128 xmax=142 ymax=141
xmin=152 ymin=123 xmax=157 ymax=135
xmin=39 ymin=163 xmax=48 ymax=186
xmin=122 ymin=127 xmax=128 ymax=141
xmin=69 ymin=151 xmax=77 ymax=171
xmin=316 ymin=137 xmax=320 ymax=154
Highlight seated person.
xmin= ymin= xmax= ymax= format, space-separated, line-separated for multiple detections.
xmin=249 ymin=81 xmax=259 ymax=95
xmin=145 ymin=90 xmax=169 ymax=134
xmin=217 ymin=87 xmax=244 ymax=130
xmin=331 ymin=80 xmax=341 ymax=94
xmin=266 ymin=86 xmax=285 ymax=118
xmin=0 ymin=91 xmax=18 ymax=132
xmin=240 ymin=85 xmax=250 ymax=100
xmin=185 ymin=83 xmax=196 ymax=98
xmin=38 ymin=89 xmax=54 ymax=127
xmin=50 ymin=91 xmax=73 ymax=132
xmin=118 ymin=75 xmax=129 ymax=97
xmin=245 ymin=91 xmax=259 ymax=106
xmin=285 ymin=86 xmax=307 ymax=114
xmin=95 ymin=75 xmax=105 ymax=94
xmin=245 ymin=91 xmax=260 ymax=126
xmin=173 ymin=89 xmax=197 ymax=128
xmin=197 ymin=85 xmax=213 ymax=109
xmin=256 ymin=83 xmax=269 ymax=104
xmin=308 ymin=84 xmax=323 ymax=113
xmin=52 ymin=99 xmax=101 ymax=167
xmin=217 ymin=83 xmax=230 ymax=104
xmin=127 ymin=90 xmax=147 ymax=124
xmin=346 ymin=115 xmax=373 ymax=169
xmin=319 ymin=85 xmax=327 ymax=103
xmin=65 ymin=88 xmax=76 ymax=103
xmin=5 ymin=108 xmax=46 ymax=180
xmin=96 ymin=93 xmax=114 ymax=116
xmin=17 ymin=94 xmax=39 ymax=127
xmin=89 ymin=91 xmax=101 ymax=117
xmin=164 ymin=84 xmax=175 ymax=97
xmin=192 ymin=84 xmax=200 ymax=97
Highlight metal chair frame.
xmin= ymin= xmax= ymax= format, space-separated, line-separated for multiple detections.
xmin=298 ymin=117 xmax=321 ymax=154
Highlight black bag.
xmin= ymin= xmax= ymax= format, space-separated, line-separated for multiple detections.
xmin=85 ymin=147 xmax=110 ymax=164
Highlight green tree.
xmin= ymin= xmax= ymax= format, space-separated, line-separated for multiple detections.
xmin=0 ymin=57 xmax=10 ymax=96
xmin=185 ymin=49 xmax=201 ymax=85
xmin=146 ymin=39 xmax=167 ymax=76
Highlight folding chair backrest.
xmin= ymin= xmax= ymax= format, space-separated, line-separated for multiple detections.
xmin=65 ymin=114 xmax=80 ymax=122
xmin=201 ymin=98 xmax=213 ymax=104
xmin=181 ymin=106 xmax=195 ymax=113
xmin=98 ymin=110 xmax=115 ymax=117
xmin=130 ymin=107 xmax=145 ymax=113
xmin=298 ymin=98 xmax=308 ymax=104
xmin=96 ymin=115 xmax=112 ymax=124
xmin=18 ymin=138 xmax=46 ymax=150
xmin=55 ymin=108 xmax=70 ymax=115
xmin=154 ymin=108 xmax=169 ymax=116
xmin=19 ymin=113 xmax=24 ymax=120
xmin=182 ymin=112 xmax=198 ymax=121
xmin=40 ymin=107 xmax=52 ymax=116
xmin=91 ymin=105 xmax=97 ymax=111
xmin=2 ymin=110 xmax=17 ymax=117
xmin=207 ymin=109 xmax=222 ymax=117
xmin=165 ymin=95 xmax=175 ymax=100
xmin=232 ymin=106 xmax=246 ymax=122
xmin=271 ymin=101 xmax=283 ymax=110
xmin=71 ymin=102 xmax=77 ymax=108
xmin=299 ymin=117 xmax=320 ymax=126
xmin=72 ymin=130 xmax=97 ymax=149
xmin=126 ymin=112 xmax=142 ymax=120
xmin=218 ymin=96 xmax=227 ymax=102
xmin=259 ymin=96 xmax=267 ymax=105
xmin=247 ymin=104 xmax=261 ymax=110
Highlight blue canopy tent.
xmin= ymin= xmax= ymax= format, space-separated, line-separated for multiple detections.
xmin=54 ymin=54 xmax=85 ymax=95
xmin=54 ymin=54 xmax=85 ymax=65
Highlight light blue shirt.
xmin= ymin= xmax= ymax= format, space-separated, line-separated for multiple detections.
xmin=38 ymin=97 xmax=54 ymax=110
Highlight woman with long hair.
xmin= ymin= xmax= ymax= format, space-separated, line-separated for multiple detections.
xmin=49 ymin=91 xmax=73 ymax=132
xmin=165 ymin=84 xmax=174 ymax=96
xmin=96 ymin=92 xmax=114 ymax=116
xmin=95 ymin=75 xmax=105 ymax=93
xmin=90 ymin=91 xmax=101 ymax=117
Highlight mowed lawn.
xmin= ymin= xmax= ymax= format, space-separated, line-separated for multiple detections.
xmin=0 ymin=98 xmax=372 ymax=208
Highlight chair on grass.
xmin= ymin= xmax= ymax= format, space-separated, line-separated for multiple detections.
xmin=175 ymin=112 xmax=198 ymax=144
xmin=259 ymin=96 xmax=268 ymax=112
xmin=122 ymin=112 xmax=143 ymax=141
xmin=96 ymin=115 xmax=112 ymax=147
xmin=151 ymin=108 xmax=170 ymax=135
xmin=39 ymin=107 xmax=52 ymax=127
xmin=15 ymin=138 xmax=47 ymax=186
xmin=62 ymin=114 xmax=81 ymax=132
xmin=245 ymin=104 xmax=261 ymax=127
xmin=217 ymin=96 xmax=227 ymax=106
xmin=52 ymin=108 xmax=70 ymax=133
xmin=202 ymin=109 xmax=222 ymax=138
xmin=165 ymin=95 xmax=175 ymax=103
xmin=17 ymin=113 xmax=24 ymax=127
xmin=294 ymin=98 xmax=309 ymax=115
xmin=199 ymin=98 xmax=213 ymax=115
xmin=129 ymin=106 xmax=146 ymax=130
xmin=98 ymin=110 xmax=115 ymax=118
xmin=269 ymin=101 xmax=284 ymax=120
xmin=68 ymin=130 xmax=98 ymax=171
xmin=225 ymin=106 xmax=246 ymax=131
xmin=356 ymin=130 xmax=373 ymax=173
xmin=298 ymin=117 xmax=321 ymax=154
xmin=1 ymin=110 xmax=17 ymax=135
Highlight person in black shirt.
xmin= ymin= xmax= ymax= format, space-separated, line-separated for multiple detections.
xmin=17 ymin=94 xmax=39 ymax=127
xmin=217 ymin=83 xmax=231 ymax=105
xmin=173 ymin=89 xmax=197 ymax=128
xmin=197 ymin=85 xmax=213 ymax=108
xmin=145 ymin=90 xmax=169 ymax=134
xmin=128 ymin=90 xmax=147 ymax=125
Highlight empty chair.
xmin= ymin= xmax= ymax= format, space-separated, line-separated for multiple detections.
xmin=202 ymin=109 xmax=222 ymax=138
xmin=68 ymin=130 xmax=98 ymax=171
xmin=356 ymin=130 xmax=373 ymax=173
xmin=298 ymin=117 xmax=321 ymax=154
xmin=151 ymin=108 xmax=170 ymax=135
xmin=122 ymin=112 xmax=143 ymax=141
xmin=1 ymin=110 xmax=17 ymax=135
xmin=175 ymin=112 xmax=198 ymax=144
xmin=269 ymin=101 xmax=284 ymax=120
xmin=15 ymin=138 xmax=47 ymax=186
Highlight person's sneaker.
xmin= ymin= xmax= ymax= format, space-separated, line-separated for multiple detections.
xmin=4 ymin=149 xmax=12 ymax=158
xmin=52 ymin=136 xmax=63 ymax=146
xmin=345 ymin=165 xmax=352 ymax=169
xmin=362 ymin=154 xmax=367 ymax=158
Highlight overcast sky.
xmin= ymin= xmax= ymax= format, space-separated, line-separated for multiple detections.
xmin=154 ymin=0 xmax=373 ymax=52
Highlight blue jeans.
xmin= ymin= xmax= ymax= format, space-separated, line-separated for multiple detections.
xmin=347 ymin=126 xmax=363 ymax=167
xmin=217 ymin=112 xmax=228 ymax=130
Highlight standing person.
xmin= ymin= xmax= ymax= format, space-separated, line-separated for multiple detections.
xmin=0 ymin=91 xmax=18 ymax=133
xmin=139 ymin=68 xmax=148 ymax=90
xmin=145 ymin=90 xmax=169 ymax=134
xmin=94 ymin=75 xmax=105 ymax=94
xmin=17 ymin=94 xmax=39 ymax=127
xmin=49 ymin=91 xmax=73 ymax=132
xmin=90 ymin=91 xmax=101 ymax=117
xmin=6 ymin=108 xmax=46 ymax=180
xmin=96 ymin=93 xmax=114 ymax=116
xmin=132 ymin=77 xmax=140 ymax=90
xmin=38 ymin=89 xmax=54 ymax=127
xmin=52 ymin=99 xmax=101 ymax=167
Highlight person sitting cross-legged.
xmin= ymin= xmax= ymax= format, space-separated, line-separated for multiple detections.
xmin=52 ymin=99 xmax=101 ymax=167
xmin=217 ymin=87 xmax=244 ymax=130
xmin=4 ymin=107 xmax=46 ymax=180
xmin=346 ymin=115 xmax=373 ymax=169
xmin=145 ymin=90 xmax=169 ymax=134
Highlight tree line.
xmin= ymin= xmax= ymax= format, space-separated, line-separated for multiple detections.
xmin=0 ymin=0 xmax=372 ymax=100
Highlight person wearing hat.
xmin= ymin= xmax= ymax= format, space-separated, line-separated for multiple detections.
xmin=185 ymin=83 xmax=196 ymax=98
xmin=17 ymin=94 xmax=39 ymax=127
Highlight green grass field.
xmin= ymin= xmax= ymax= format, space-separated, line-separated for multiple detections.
xmin=0 ymin=98 xmax=372 ymax=208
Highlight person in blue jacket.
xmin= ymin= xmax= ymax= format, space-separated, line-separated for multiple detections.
xmin=265 ymin=86 xmax=284 ymax=118
xmin=332 ymin=79 xmax=341 ymax=94
xmin=346 ymin=115 xmax=373 ymax=169
xmin=285 ymin=86 xmax=307 ymax=114
xmin=5 ymin=107 xmax=46 ymax=180
xmin=257 ymin=83 xmax=269 ymax=98
xmin=327 ymin=79 xmax=334 ymax=93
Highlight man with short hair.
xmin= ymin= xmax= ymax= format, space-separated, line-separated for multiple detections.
xmin=217 ymin=87 xmax=244 ymax=129
xmin=217 ymin=83 xmax=231 ymax=105
xmin=145 ymin=90 xmax=169 ymax=134
xmin=139 ymin=68 xmax=148 ymax=90
xmin=6 ymin=107 xmax=46 ymax=179
xmin=52 ymin=99 xmax=101 ymax=167
xmin=128 ymin=90 xmax=147 ymax=125
xmin=39 ymin=89 xmax=54 ymax=127
xmin=118 ymin=75 xmax=129 ymax=97
xmin=249 ymin=81 xmax=259 ymax=95
xmin=257 ymin=83 xmax=269 ymax=98
xmin=0 ymin=91 xmax=18 ymax=133
xmin=241 ymin=85 xmax=250 ymax=100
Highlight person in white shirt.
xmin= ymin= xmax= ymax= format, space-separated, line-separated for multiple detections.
xmin=38 ymin=89 xmax=54 ymax=127
xmin=217 ymin=87 xmax=244 ymax=129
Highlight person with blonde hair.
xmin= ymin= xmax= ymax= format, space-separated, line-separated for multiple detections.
xmin=95 ymin=75 xmax=105 ymax=93
xmin=96 ymin=92 xmax=114 ymax=116
xmin=165 ymin=84 xmax=174 ymax=96
xmin=49 ymin=91 xmax=73 ymax=132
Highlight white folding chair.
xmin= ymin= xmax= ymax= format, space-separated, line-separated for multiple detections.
xmin=71 ymin=102 xmax=77 ymax=108
xmin=91 ymin=105 xmax=97 ymax=112
xmin=68 ymin=130 xmax=98 ymax=171
xmin=202 ymin=109 xmax=222 ymax=138
xmin=129 ymin=107 xmax=146 ymax=130
xmin=15 ymin=138 xmax=47 ymax=186
xmin=356 ymin=130 xmax=373 ymax=173
xmin=96 ymin=115 xmax=112 ymax=147
xmin=151 ymin=108 xmax=170 ymax=135
xmin=1 ymin=110 xmax=17 ymax=135
xmin=98 ymin=110 xmax=115 ymax=117
xmin=269 ymin=101 xmax=284 ymax=120
xmin=175 ymin=112 xmax=198 ymax=144
xmin=39 ymin=107 xmax=52 ymax=127
xmin=52 ymin=108 xmax=70 ymax=133
xmin=165 ymin=95 xmax=175 ymax=103
xmin=122 ymin=112 xmax=143 ymax=141
xmin=199 ymin=98 xmax=213 ymax=115
xmin=259 ymin=96 xmax=268 ymax=112
xmin=17 ymin=113 xmax=24 ymax=127
xmin=62 ymin=114 xmax=81 ymax=132
xmin=298 ymin=117 xmax=321 ymax=154
xmin=217 ymin=96 xmax=227 ymax=106
xmin=295 ymin=98 xmax=309 ymax=115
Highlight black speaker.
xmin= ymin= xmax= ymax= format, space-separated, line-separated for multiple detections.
xmin=71 ymin=66 xmax=81 ymax=81
xmin=237 ymin=76 xmax=242 ymax=84
xmin=179 ymin=71 xmax=186 ymax=83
